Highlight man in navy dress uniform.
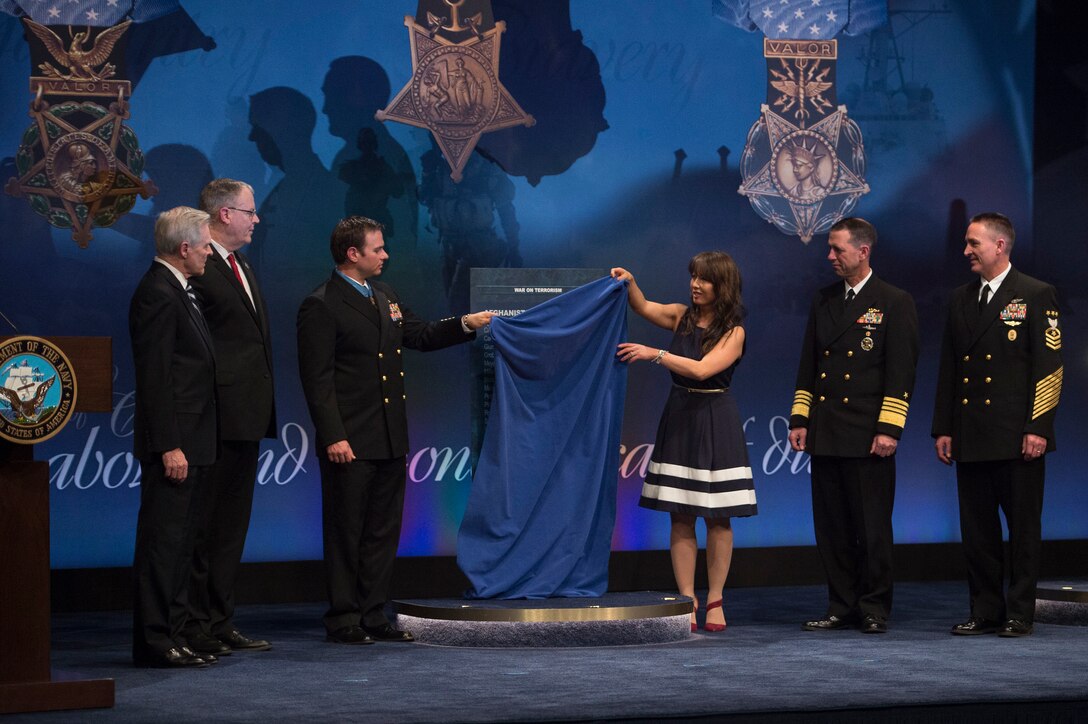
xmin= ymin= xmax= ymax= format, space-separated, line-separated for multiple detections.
xmin=933 ymin=212 xmax=1062 ymax=638
xmin=296 ymin=216 xmax=492 ymax=645
xmin=789 ymin=217 xmax=919 ymax=635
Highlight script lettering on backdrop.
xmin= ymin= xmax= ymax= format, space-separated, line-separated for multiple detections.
xmin=376 ymin=0 xmax=534 ymax=182
xmin=49 ymin=379 xmax=311 ymax=491
xmin=4 ymin=15 xmax=156 ymax=247
xmin=399 ymin=413 xmax=813 ymax=485
xmin=716 ymin=0 xmax=884 ymax=243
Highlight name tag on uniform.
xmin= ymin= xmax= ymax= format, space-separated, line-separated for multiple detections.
xmin=388 ymin=302 xmax=403 ymax=322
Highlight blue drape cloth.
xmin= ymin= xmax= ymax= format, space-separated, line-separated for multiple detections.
xmin=457 ymin=276 xmax=629 ymax=599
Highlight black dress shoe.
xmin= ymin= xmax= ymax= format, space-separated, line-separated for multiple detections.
xmin=951 ymin=617 xmax=1000 ymax=635
xmin=187 ymin=631 xmax=232 ymax=656
xmin=326 ymin=625 xmax=375 ymax=645
xmin=802 ymin=614 xmax=858 ymax=631
xmin=134 ymin=646 xmax=209 ymax=668
xmin=180 ymin=646 xmax=217 ymax=664
xmin=217 ymin=628 xmax=272 ymax=651
xmin=998 ymin=619 xmax=1033 ymax=637
xmin=363 ymin=623 xmax=415 ymax=642
xmin=861 ymin=615 xmax=887 ymax=634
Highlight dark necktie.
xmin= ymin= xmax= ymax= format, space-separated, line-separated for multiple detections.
xmin=185 ymin=282 xmax=211 ymax=337
xmin=844 ymin=289 xmax=855 ymax=306
xmin=978 ymin=283 xmax=990 ymax=312
xmin=185 ymin=282 xmax=202 ymax=312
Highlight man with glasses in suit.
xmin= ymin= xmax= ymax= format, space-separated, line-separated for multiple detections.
xmin=183 ymin=179 xmax=275 ymax=657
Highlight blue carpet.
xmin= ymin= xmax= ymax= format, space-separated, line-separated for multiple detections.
xmin=7 ymin=582 xmax=1088 ymax=723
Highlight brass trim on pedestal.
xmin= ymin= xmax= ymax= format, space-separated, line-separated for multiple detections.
xmin=393 ymin=596 xmax=693 ymax=623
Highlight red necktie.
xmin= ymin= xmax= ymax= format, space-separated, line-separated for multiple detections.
xmin=227 ymin=253 xmax=245 ymax=286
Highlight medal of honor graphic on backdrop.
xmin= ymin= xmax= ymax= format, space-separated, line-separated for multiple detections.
xmin=376 ymin=0 xmax=535 ymax=182
xmin=717 ymin=0 xmax=885 ymax=243
xmin=3 ymin=2 xmax=157 ymax=248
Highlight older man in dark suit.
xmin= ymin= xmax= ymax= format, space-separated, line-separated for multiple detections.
xmin=297 ymin=216 xmax=492 ymax=645
xmin=129 ymin=206 xmax=217 ymax=668
xmin=933 ymin=212 xmax=1062 ymax=638
xmin=789 ymin=217 xmax=919 ymax=635
xmin=183 ymin=179 xmax=274 ymax=657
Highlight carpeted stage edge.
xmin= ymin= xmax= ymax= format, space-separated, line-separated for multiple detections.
xmin=6 ymin=582 xmax=1088 ymax=723
xmin=50 ymin=540 xmax=1088 ymax=612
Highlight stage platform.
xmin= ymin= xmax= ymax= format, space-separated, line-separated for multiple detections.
xmin=1036 ymin=578 xmax=1088 ymax=626
xmin=6 ymin=582 xmax=1088 ymax=723
xmin=394 ymin=592 xmax=693 ymax=647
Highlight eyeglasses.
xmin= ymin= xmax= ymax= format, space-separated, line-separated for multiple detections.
xmin=226 ymin=207 xmax=258 ymax=218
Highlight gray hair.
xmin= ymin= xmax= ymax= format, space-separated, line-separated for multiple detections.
xmin=199 ymin=178 xmax=254 ymax=216
xmin=155 ymin=206 xmax=210 ymax=257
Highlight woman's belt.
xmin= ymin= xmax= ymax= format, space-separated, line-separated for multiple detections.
xmin=673 ymin=384 xmax=728 ymax=394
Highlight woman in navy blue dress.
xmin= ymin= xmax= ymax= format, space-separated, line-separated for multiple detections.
xmin=613 ymin=252 xmax=758 ymax=632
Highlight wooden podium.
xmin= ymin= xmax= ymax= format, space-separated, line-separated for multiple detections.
xmin=0 ymin=336 xmax=115 ymax=713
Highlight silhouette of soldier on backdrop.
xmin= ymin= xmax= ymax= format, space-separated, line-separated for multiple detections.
xmin=247 ymin=86 xmax=347 ymax=399
xmin=419 ymin=146 xmax=521 ymax=312
xmin=212 ymin=97 xmax=273 ymax=203
xmin=113 ymin=144 xmax=214 ymax=249
xmin=322 ymin=56 xmax=418 ymax=246
xmin=338 ymin=128 xmax=405 ymax=237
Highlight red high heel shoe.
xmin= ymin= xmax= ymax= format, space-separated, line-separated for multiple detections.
xmin=690 ymin=598 xmax=699 ymax=632
xmin=703 ymin=599 xmax=727 ymax=632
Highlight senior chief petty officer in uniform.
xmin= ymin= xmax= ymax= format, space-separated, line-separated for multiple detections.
xmin=932 ymin=212 xmax=1062 ymax=638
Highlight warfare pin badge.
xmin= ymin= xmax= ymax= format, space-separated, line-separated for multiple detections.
xmin=0 ymin=336 xmax=78 ymax=445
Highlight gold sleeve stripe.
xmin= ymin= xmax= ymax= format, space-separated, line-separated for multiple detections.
xmin=1032 ymin=366 xmax=1063 ymax=420
xmin=881 ymin=398 xmax=910 ymax=413
xmin=1036 ymin=376 xmax=1062 ymax=396
xmin=878 ymin=396 xmax=910 ymax=428
xmin=878 ymin=410 xmax=907 ymax=428
xmin=792 ymin=390 xmax=812 ymax=419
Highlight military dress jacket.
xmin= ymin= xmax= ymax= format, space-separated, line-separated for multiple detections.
xmin=931 ymin=268 xmax=1062 ymax=462
xmin=296 ymin=273 xmax=472 ymax=460
xmin=790 ymin=275 xmax=919 ymax=458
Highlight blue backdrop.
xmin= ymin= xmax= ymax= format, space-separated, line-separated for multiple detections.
xmin=0 ymin=1 xmax=1079 ymax=569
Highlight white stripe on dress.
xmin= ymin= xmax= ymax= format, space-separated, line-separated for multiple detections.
xmin=647 ymin=461 xmax=753 ymax=483
xmin=641 ymin=483 xmax=757 ymax=509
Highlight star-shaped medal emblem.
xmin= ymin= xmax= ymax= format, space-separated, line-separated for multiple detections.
xmin=738 ymin=105 xmax=869 ymax=243
xmin=376 ymin=16 xmax=534 ymax=182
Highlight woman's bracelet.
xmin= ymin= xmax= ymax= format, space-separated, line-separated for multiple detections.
xmin=652 ymin=349 xmax=666 ymax=365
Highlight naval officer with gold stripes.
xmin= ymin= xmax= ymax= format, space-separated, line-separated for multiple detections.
xmin=933 ymin=212 xmax=1062 ymax=638
xmin=788 ymin=217 xmax=919 ymax=635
